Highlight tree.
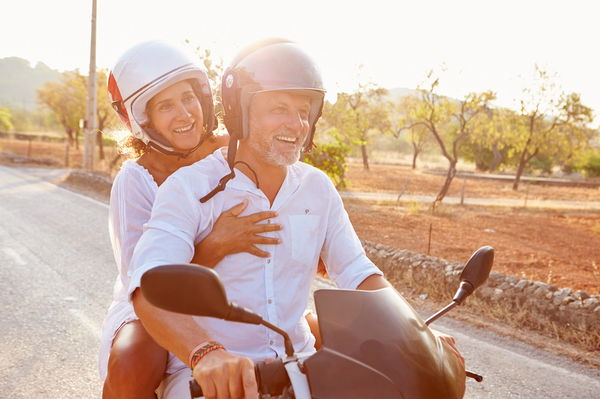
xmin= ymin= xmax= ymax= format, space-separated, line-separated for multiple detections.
xmin=187 ymin=41 xmax=224 ymax=122
xmin=403 ymin=72 xmax=494 ymax=208
xmin=322 ymin=83 xmax=391 ymax=170
xmin=0 ymin=106 xmax=59 ymax=132
xmin=38 ymin=70 xmax=119 ymax=157
xmin=464 ymin=108 xmax=522 ymax=172
xmin=37 ymin=71 xmax=86 ymax=148
xmin=96 ymin=69 xmax=120 ymax=160
xmin=0 ymin=107 xmax=13 ymax=131
xmin=395 ymin=95 xmax=433 ymax=169
xmin=511 ymin=67 xmax=594 ymax=190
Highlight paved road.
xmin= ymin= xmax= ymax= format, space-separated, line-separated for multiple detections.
xmin=0 ymin=165 xmax=598 ymax=398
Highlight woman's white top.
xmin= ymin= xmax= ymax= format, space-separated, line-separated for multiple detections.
xmin=98 ymin=160 xmax=159 ymax=380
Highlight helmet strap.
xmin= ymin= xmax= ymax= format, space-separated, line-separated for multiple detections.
xmin=199 ymin=133 xmax=239 ymax=203
xmin=146 ymin=129 xmax=209 ymax=160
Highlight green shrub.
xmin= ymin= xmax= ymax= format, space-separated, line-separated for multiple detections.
xmin=302 ymin=130 xmax=350 ymax=188
xmin=526 ymin=153 xmax=554 ymax=175
xmin=581 ymin=153 xmax=600 ymax=177
xmin=0 ymin=108 xmax=13 ymax=132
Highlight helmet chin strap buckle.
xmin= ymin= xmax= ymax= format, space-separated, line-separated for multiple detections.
xmin=199 ymin=171 xmax=236 ymax=203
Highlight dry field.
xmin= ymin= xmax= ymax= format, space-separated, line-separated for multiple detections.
xmin=2 ymin=139 xmax=599 ymax=294
xmin=344 ymin=163 xmax=600 ymax=295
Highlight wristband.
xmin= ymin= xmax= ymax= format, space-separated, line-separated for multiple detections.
xmin=189 ymin=341 xmax=225 ymax=369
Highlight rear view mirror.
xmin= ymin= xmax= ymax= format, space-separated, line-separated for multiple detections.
xmin=453 ymin=246 xmax=494 ymax=304
xmin=460 ymin=246 xmax=494 ymax=290
xmin=140 ymin=264 xmax=294 ymax=355
xmin=141 ymin=264 xmax=231 ymax=318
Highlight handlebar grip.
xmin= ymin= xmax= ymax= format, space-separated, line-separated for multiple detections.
xmin=189 ymin=359 xmax=290 ymax=398
xmin=256 ymin=359 xmax=290 ymax=396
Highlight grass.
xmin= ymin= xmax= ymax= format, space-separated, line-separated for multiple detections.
xmin=404 ymin=200 xmax=423 ymax=215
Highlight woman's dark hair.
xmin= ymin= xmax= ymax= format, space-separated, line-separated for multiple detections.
xmin=118 ymin=135 xmax=148 ymax=159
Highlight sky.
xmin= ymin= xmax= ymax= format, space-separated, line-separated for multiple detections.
xmin=2 ymin=0 xmax=599 ymax=121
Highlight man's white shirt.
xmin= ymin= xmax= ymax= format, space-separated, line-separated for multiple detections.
xmin=129 ymin=148 xmax=382 ymax=373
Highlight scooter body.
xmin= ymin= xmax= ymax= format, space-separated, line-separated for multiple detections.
xmin=141 ymin=246 xmax=493 ymax=399
xmin=304 ymin=287 xmax=464 ymax=398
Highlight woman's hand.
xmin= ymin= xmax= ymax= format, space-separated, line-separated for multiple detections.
xmin=192 ymin=200 xmax=282 ymax=267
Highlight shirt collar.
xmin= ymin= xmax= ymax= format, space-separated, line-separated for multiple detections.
xmin=227 ymin=163 xmax=302 ymax=208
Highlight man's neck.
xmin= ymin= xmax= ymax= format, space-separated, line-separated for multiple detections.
xmin=235 ymin=148 xmax=287 ymax=206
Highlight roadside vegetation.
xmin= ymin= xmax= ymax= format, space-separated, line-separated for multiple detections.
xmin=1 ymin=51 xmax=598 ymax=202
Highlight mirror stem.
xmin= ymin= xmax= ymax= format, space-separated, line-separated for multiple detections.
xmin=452 ymin=281 xmax=475 ymax=305
xmin=425 ymin=301 xmax=457 ymax=325
xmin=261 ymin=319 xmax=295 ymax=357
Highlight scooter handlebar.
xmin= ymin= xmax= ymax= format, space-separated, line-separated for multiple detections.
xmin=189 ymin=358 xmax=290 ymax=398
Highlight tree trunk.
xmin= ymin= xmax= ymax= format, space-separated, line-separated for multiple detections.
xmin=360 ymin=143 xmax=370 ymax=171
xmin=75 ymin=130 xmax=80 ymax=150
xmin=411 ymin=145 xmax=420 ymax=169
xmin=513 ymin=159 xmax=526 ymax=190
xmin=65 ymin=127 xmax=74 ymax=147
xmin=513 ymin=149 xmax=529 ymax=190
xmin=432 ymin=162 xmax=457 ymax=210
xmin=489 ymin=145 xmax=503 ymax=173
xmin=96 ymin=131 xmax=104 ymax=160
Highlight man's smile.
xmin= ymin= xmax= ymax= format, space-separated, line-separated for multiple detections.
xmin=275 ymin=135 xmax=298 ymax=144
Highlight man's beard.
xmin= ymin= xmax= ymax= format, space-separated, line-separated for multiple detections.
xmin=247 ymin=128 xmax=305 ymax=167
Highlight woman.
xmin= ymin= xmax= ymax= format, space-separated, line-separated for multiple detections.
xmin=99 ymin=41 xmax=281 ymax=398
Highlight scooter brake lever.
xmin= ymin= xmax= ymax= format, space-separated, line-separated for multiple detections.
xmin=466 ymin=370 xmax=483 ymax=382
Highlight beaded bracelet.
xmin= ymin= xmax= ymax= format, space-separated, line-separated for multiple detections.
xmin=189 ymin=341 xmax=225 ymax=369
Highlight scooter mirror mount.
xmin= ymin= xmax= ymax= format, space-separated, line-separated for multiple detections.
xmin=425 ymin=246 xmax=494 ymax=326
xmin=140 ymin=264 xmax=295 ymax=356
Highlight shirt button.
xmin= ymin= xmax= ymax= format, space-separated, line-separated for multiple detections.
xmin=268 ymin=299 xmax=273 ymax=304
xmin=267 ymin=259 xmax=271 ymax=264
xmin=269 ymin=340 xmax=274 ymax=345
xmin=267 ymin=219 xmax=271 ymax=224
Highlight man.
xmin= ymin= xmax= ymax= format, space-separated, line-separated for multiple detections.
xmin=129 ymin=39 xmax=464 ymax=398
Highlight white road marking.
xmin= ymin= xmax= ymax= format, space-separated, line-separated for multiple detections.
xmin=69 ymin=308 xmax=101 ymax=339
xmin=0 ymin=165 xmax=109 ymax=209
xmin=2 ymin=247 xmax=27 ymax=265
xmin=57 ymin=186 xmax=109 ymax=209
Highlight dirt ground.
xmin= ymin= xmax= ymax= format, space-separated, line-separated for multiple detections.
xmin=345 ymin=162 xmax=600 ymax=201
xmin=344 ymin=163 xmax=600 ymax=295
xmin=1 ymin=139 xmax=599 ymax=295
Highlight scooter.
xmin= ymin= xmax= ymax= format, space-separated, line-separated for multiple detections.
xmin=141 ymin=246 xmax=494 ymax=398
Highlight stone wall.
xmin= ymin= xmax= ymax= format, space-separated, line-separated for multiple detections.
xmin=362 ymin=240 xmax=600 ymax=339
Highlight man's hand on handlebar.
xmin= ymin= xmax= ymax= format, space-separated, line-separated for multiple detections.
xmin=192 ymin=350 xmax=258 ymax=399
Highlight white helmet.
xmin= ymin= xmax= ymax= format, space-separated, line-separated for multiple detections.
xmin=108 ymin=40 xmax=216 ymax=155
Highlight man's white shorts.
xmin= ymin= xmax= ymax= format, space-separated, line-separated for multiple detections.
xmin=156 ymin=368 xmax=199 ymax=399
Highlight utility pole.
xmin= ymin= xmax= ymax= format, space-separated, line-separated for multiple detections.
xmin=83 ymin=0 xmax=97 ymax=171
